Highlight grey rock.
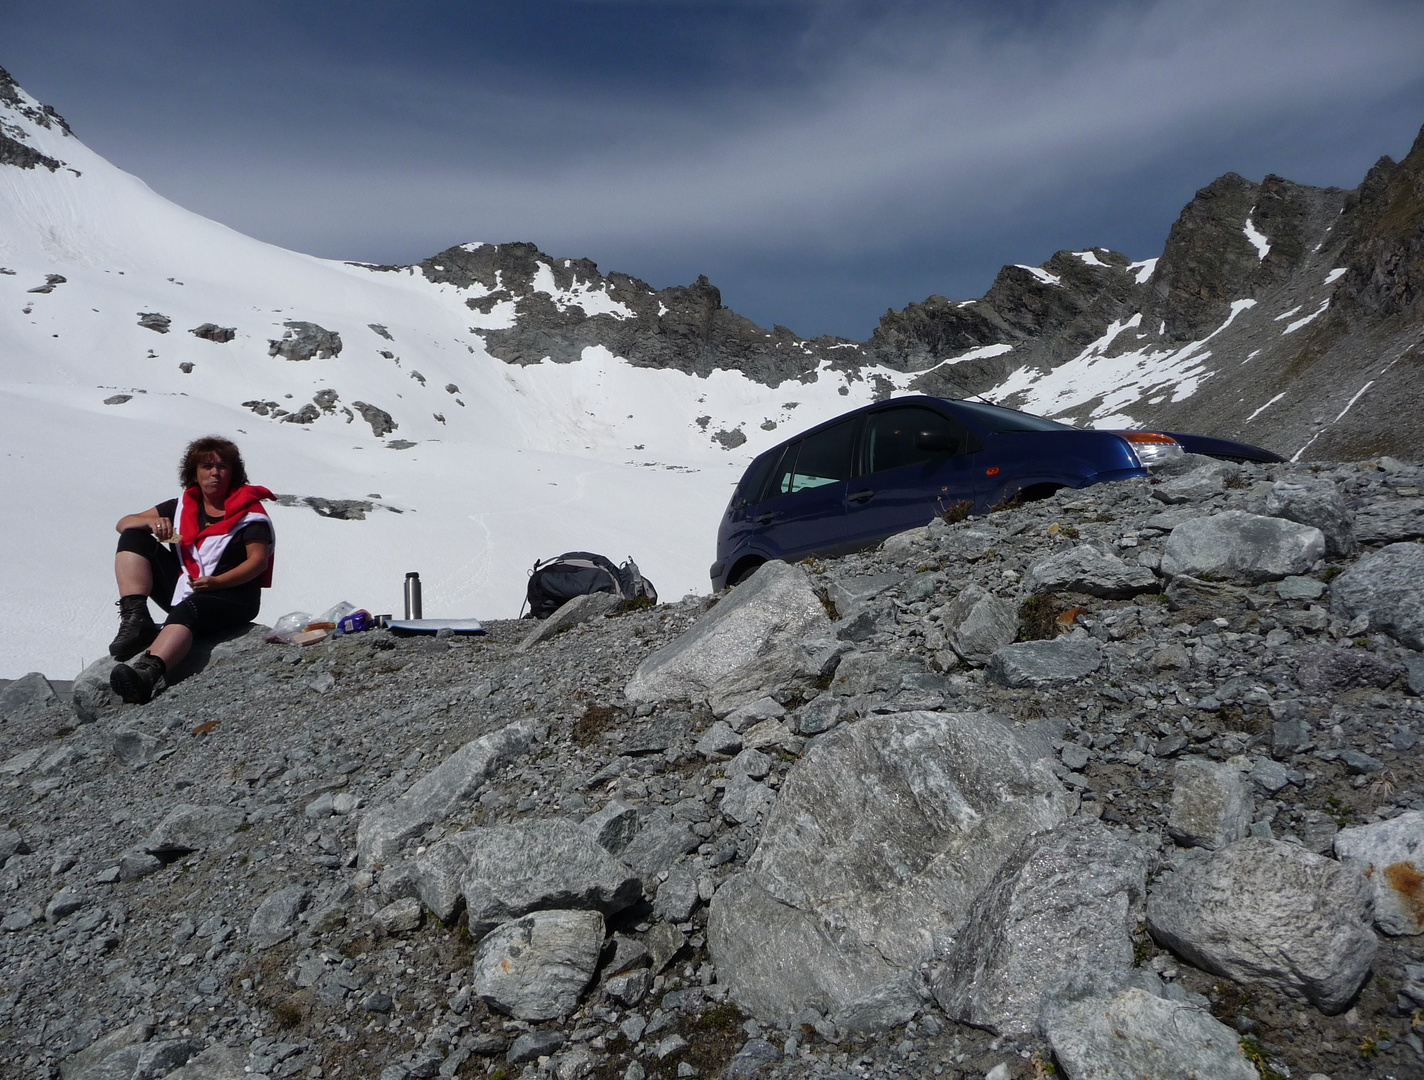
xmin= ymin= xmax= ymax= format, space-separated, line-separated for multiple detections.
xmin=1060 ymin=744 xmax=1090 ymax=771
xmin=1160 ymin=511 xmax=1325 ymax=584
xmin=694 ymin=720 xmax=742 ymax=757
xmin=2 ymin=909 xmax=36 ymax=931
xmin=1146 ymin=838 xmax=1376 ymax=1013
xmin=1277 ymin=575 xmax=1326 ymax=601
xmin=790 ymin=693 xmax=852 ymax=736
xmin=146 ymin=1042 xmax=247 ymax=1080
xmin=643 ymin=921 xmax=686 ymax=974
xmin=1151 ymin=462 xmax=1237 ymax=504
xmin=582 ymin=799 xmax=639 ymax=855
xmin=940 ymin=584 xmax=1019 ymax=665
xmin=136 ymin=311 xmax=171 ymax=333
xmin=268 ymin=320 xmax=342 ymax=361
xmin=357 ymin=719 xmax=538 ymax=866
xmin=248 ymin=885 xmax=309 ymax=949
xmin=188 ymin=323 xmax=236 ymax=344
xmin=373 ymin=896 xmax=424 ymax=934
xmin=725 ymin=1039 xmax=782 ymax=1078
xmin=1295 ymin=644 xmax=1403 ymax=694
xmin=1042 ymin=986 xmax=1256 ymax=1080
xmin=1355 ymin=497 xmax=1424 ymax=543
xmin=118 ymin=850 xmax=163 ymax=881
xmin=1167 ymin=758 xmax=1253 ymax=850
xmin=720 ymin=772 xmax=777 ymax=826
xmin=709 ymin=710 xmax=1065 ymax=1030
xmin=471 ymin=910 xmax=604 ymax=1020
xmin=519 ymin=591 xmax=620 ymax=651
xmin=935 ymin=818 xmax=1150 ymax=1036
xmin=741 ymin=718 xmax=798 ymax=754
xmin=707 ymin=641 xmax=827 ymax=718
xmin=1265 ymin=478 xmax=1358 ymax=557
xmin=111 ymin=728 xmax=160 ymax=766
xmin=507 ymin=1030 xmax=566 ymax=1064
xmin=448 ymin=819 xmax=639 ymax=937
xmin=0 ymin=670 xmax=58 ymax=721
xmin=45 ymin=885 xmax=85 ymax=922
xmin=0 ymin=828 xmax=29 ymax=864
xmin=1249 ymin=758 xmax=1291 ymax=794
xmin=71 ymin=656 xmax=122 ymax=722
xmin=726 ymin=747 xmax=771 ymax=780
xmin=1407 ymin=652 xmax=1424 ymax=696
xmin=654 ymin=863 xmax=701 ymax=923
xmin=1164 ymin=574 xmax=1250 ymax=613
xmin=141 ymin=804 xmax=245 ymax=857
xmin=1333 ymin=811 xmax=1424 ymax=935
xmin=1341 ymin=748 xmax=1384 ymax=774
xmin=1330 ymin=542 xmax=1424 ymax=649
xmin=625 ymin=560 xmax=829 ymax=704
xmin=61 ymin=1019 xmax=154 ymax=1080
xmin=986 ymin=637 xmax=1102 ymax=688
xmin=617 ymin=809 xmax=700 ymax=880
xmin=1021 ymin=543 xmax=1159 ymax=600
xmin=621 ymin=712 xmax=687 ymax=754
xmin=1271 ymin=718 xmax=1313 ymax=759
xmin=825 ymin=571 xmax=904 ymax=613
xmin=722 ymin=696 xmax=785 ymax=734
xmin=605 ymin=968 xmax=652 ymax=1006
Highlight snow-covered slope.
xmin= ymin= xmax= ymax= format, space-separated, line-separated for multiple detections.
xmin=0 ymin=70 xmax=916 ymax=679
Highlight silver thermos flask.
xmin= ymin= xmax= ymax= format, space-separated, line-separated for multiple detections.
xmin=403 ymin=572 xmax=422 ymax=620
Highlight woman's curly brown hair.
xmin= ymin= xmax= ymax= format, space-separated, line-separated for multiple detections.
xmin=179 ymin=436 xmax=248 ymax=489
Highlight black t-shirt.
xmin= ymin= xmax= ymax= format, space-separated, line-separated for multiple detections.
xmin=156 ymin=498 xmax=272 ymax=584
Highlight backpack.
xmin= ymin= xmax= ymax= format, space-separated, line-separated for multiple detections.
xmin=523 ymin=551 xmax=658 ymax=619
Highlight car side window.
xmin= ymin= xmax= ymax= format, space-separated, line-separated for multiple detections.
xmin=768 ymin=421 xmax=856 ymax=496
xmin=863 ymin=407 xmax=972 ymax=474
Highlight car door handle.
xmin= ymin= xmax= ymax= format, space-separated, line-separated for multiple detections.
xmin=754 ymin=512 xmax=779 ymax=524
xmin=849 ymin=489 xmax=875 ymax=503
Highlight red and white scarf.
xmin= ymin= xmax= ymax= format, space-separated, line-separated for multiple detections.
xmin=171 ymin=484 xmax=276 ymax=605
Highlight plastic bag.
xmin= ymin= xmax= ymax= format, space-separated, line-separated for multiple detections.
xmin=265 ymin=611 xmax=313 ymax=644
xmin=314 ymin=601 xmax=357 ymax=626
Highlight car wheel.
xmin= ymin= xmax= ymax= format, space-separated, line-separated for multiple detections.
xmin=727 ymin=558 xmax=766 ymax=586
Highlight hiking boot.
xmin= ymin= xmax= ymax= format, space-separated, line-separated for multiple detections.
xmin=109 ymin=595 xmax=158 ymax=661
xmin=110 ymin=652 xmax=166 ymax=705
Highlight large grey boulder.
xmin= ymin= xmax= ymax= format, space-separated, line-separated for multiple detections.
xmin=72 ymin=656 xmax=122 ymax=723
xmin=1160 ymin=511 xmax=1325 ymax=584
xmin=1166 ymin=758 xmax=1253 ymax=850
xmin=1355 ymin=497 xmax=1424 ymax=544
xmin=985 ymin=637 xmax=1102 ymax=688
xmin=357 ymin=719 xmax=538 ymax=866
xmin=708 ymin=710 xmax=1066 ymax=1031
xmin=1041 ymin=984 xmax=1257 ymax=1080
xmin=140 ymin=804 xmax=246 ymax=858
xmin=706 ymin=639 xmax=829 ymax=718
xmin=1265 ymin=479 xmax=1357 ymax=557
xmin=625 ymin=560 xmax=829 ymax=704
xmin=934 ymin=818 xmax=1150 ymax=1036
xmin=61 ymin=1019 xmax=154 ymax=1080
xmin=1295 ymin=644 xmax=1403 ymax=695
xmin=0 ymin=671 xmax=60 ymax=723
xmin=268 ymin=320 xmax=341 ymax=360
xmin=1330 ymin=542 xmax=1424 ymax=649
xmin=413 ymin=819 xmax=639 ymax=934
xmin=939 ymin=585 xmax=1018 ymax=665
xmin=471 ymin=910 xmax=604 ymax=1020
xmin=1333 ymin=811 xmax=1424 ymax=936
xmin=1021 ymin=543 xmax=1159 ymax=600
xmin=1147 ymin=838 xmax=1376 ymax=1013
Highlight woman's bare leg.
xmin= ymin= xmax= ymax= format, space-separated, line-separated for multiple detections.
xmin=115 ymin=550 xmax=153 ymax=597
xmin=148 ymin=624 xmax=193 ymax=670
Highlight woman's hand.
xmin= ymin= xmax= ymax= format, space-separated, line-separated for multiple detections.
xmin=152 ymin=517 xmax=175 ymax=541
xmin=190 ymin=575 xmax=217 ymax=591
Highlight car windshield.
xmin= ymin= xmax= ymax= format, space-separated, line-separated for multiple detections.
xmin=951 ymin=399 xmax=1073 ymax=433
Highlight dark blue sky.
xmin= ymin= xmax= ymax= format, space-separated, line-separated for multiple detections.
xmin=8 ymin=1 xmax=1424 ymax=338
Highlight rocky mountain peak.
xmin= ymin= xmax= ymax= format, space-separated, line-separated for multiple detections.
xmin=0 ymin=64 xmax=73 ymax=172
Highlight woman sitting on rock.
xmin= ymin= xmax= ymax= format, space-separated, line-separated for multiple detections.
xmin=109 ymin=436 xmax=275 ymax=704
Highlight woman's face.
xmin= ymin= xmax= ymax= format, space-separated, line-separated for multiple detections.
xmin=196 ymin=454 xmax=234 ymax=502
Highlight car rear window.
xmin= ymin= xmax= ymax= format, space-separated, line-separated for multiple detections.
xmin=952 ymin=400 xmax=1073 ymax=432
xmin=768 ymin=420 xmax=856 ymax=496
xmin=738 ymin=447 xmax=784 ymax=503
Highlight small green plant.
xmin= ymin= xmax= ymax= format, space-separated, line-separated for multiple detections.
xmin=696 ymin=1001 xmax=743 ymax=1032
xmin=1030 ymin=1051 xmax=1057 ymax=1078
xmin=1058 ymin=524 xmax=1081 ymax=539
xmin=813 ymin=587 xmax=841 ymax=622
xmin=1018 ymin=594 xmax=1061 ymax=642
xmin=1239 ymin=1035 xmax=1287 ymax=1080
xmin=1321 ymin=565 xmax=1344 ymax=581
xmin=1357 ymin=1028 xmax=1382 ymax=1058
xmin=990 ymin=489 xmax=1025 ymax=514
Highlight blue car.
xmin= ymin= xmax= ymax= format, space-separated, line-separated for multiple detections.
xmin=709 ymin=395 xmax=1282 ymax=589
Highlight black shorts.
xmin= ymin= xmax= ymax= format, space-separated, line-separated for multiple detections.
xmin=117 ymin=529 xmax=261 ymax=635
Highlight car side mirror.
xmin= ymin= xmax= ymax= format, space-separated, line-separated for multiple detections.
xmin=914 ymin=430 xmax=960 ymax=454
